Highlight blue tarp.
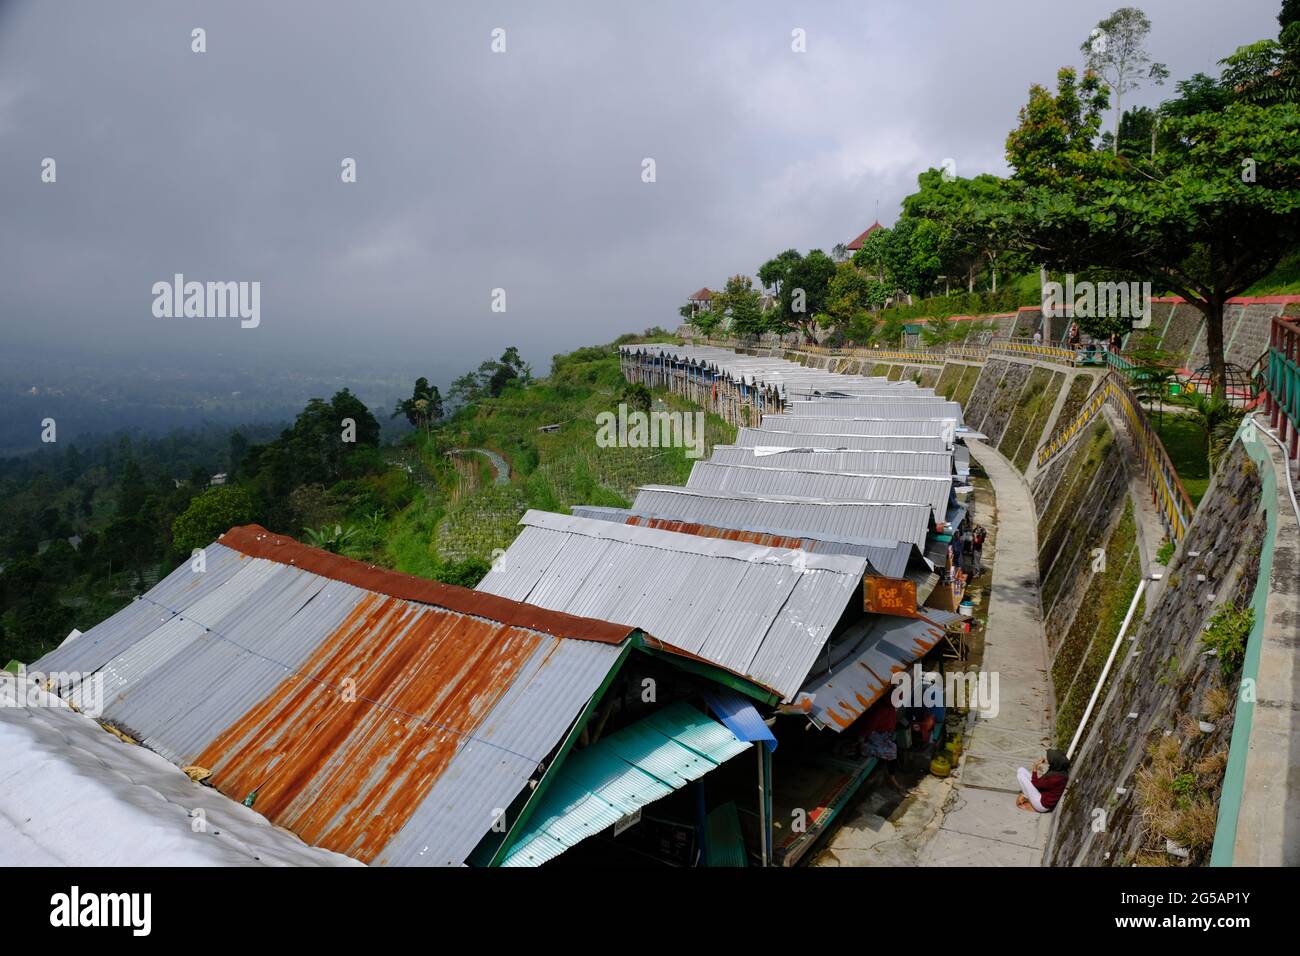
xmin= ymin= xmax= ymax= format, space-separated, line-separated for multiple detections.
xmin=703 ymin=687 xmax=777 ymax=751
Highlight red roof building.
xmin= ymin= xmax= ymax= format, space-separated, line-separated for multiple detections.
xmin=845 ymin=222 xmax=883 ymax=251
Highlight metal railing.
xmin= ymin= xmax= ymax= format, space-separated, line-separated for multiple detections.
xmin=1264 ymin=314 xmax=1300 ymax=466
xmin=690 ymin=336 xmax=1084 ymax=369
xmin=1036 ymin=370 xmax=1196 ymax=542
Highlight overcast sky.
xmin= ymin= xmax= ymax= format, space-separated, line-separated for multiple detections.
xmin=0 ymin=0 xmax=1284 ymax=376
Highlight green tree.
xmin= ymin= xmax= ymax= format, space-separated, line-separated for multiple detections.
xmin=393 ymin=377 xmax=445 ymax=440
xmin=757 ymin=249 xmax=802 ymax=296
xmin=117 ymin=458 xmax=147 ymax=519
xmin=1182 ymin=391 xmax=1245 ymax=472
xmin=172 ymin=485 xmax=254 ymax=554
xmin=883 ymin=218 xmax=945 ymax=299
xmin=1004 ymin=66 xmax=1300 ymax=398
xmin=620 ymin=381 xmax=652 ymax=415
xmin=712 ymin=274 xmax=766 ymax=339
xmin=691 ymin=308 xmax=724 ymax=337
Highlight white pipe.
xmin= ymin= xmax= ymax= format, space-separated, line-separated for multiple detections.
xmin=1245 ymin=412 xmax=1300 ymax=536
xmin=1068 ymin=578 xmax=1148 ymax=760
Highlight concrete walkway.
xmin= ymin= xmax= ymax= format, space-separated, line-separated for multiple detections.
xmin=814 ymin=439 xmax=1057 ymax=867
xmin=915 ymin=440 xmax=1055 ymax=866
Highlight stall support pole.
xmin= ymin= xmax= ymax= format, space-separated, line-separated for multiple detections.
xmin=757 ymin=744 xmax=773 ymax=867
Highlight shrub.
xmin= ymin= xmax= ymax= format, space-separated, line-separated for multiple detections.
xmin=1201 ymin=603 xmax=1254 ymax=677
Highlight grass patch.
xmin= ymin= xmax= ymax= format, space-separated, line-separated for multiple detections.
xmin=1052 ymin=502 xmax=1140 ymax=745
xmin=950 ymin=364 xmax=980 ymax=409
xmin=935 ymin=363 xmax=964 ymax=399
xmin=1151 ymin=415 xmax=1210 ymax=504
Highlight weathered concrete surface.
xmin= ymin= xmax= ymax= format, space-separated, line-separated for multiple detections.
xmin=811 ymin=773 xmax=953 ymax=867
xmin=918 ymin=439 xmax=1054 ymax=866
xmin=1232 ymin=423 xmax=1300 ymax=865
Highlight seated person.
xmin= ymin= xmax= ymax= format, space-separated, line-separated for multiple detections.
xmin=1015 ymin=750 xmax=1070 ymax=812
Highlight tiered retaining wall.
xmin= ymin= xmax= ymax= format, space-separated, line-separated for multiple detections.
xmin=1049 ymin=438 xmax=1268 ymax=866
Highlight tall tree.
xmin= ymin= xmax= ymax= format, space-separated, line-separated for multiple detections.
xmin=1082 ymin=7 xmax=1168 ymax=152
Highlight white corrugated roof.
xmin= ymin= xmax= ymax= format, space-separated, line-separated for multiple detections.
xmin=685 ymin=461 xmax=954 ymax=522
xmin=708 ymin=445 xmax=954 ymax=478
xmin=631 ymin=485 xmax=935 ymax=550
xmin=477 ymin=510 xmax=868 ymax=700
xmin=0 ymin=674 xmax=359 ymax=867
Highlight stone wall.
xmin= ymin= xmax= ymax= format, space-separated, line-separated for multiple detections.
xmin=1048 ymin=439 xmax=1265 ymax=866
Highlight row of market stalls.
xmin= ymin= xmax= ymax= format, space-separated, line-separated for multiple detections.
xmin=466 ymin=344 xmax=987 ymax=865
xmin=12 ymin=343 xmax=982 ymax=868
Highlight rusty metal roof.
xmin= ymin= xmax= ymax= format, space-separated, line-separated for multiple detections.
xmin=800 ymin=611 xmax=962 ymax=731
xmin=33 ymin=530 xmax=634 ymax=867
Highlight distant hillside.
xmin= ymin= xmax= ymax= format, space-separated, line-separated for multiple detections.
xmin=0 ymin=332 xmax=730 ymax=664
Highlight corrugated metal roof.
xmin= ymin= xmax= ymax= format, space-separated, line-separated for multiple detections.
xmin=568 ymin=504 xmax=924 ymax=577
xmin=801 ymin=612 xmax=962 ymax=731
xmin=0 ymin=674 xmax=359 ymax=867
xmin=685 ymin=461 xmax=954 ymax=522
xmin=476 ymin=511 xmax=868 ymax=701
xmin=621 ymin=344 xmax=920 ymax=397
xmin=618 ymin=514 xmax=923 ymax=578
xmin=735 ymin=428 xmax=951 ymax=453
xmin=703 ymin=687 xmax=778 ymax=750
xmin=499 ymin=701 xmax=750 ymax=867
xmin=761 ymin=415 xmax=953 ymax=438
xmin=33 ymin=532 xmax=632 ymax=868
xmin=631 ymin=485 xmax=935 ymax=551
xmin=786 ymin=399 xmax=964 ymax=423
xmin=708 ymin=445 xmax=954 ymax=478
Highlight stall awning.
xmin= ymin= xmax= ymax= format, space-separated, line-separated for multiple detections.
xmin=800 ymin=611 xmax=963 ymax=731
xmin=499 ymin=702 xmax=751 ymax=867
xmin=703 ymin=687 xmax=777 ymax=751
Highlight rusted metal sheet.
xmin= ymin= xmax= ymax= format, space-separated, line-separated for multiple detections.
xmin=625 ymin=516 xmax=806 ymax=550
xmin=800 ymin=612 xmax=961 ymax=731
xmin=219 ymin=525 xmax=634 ymax=645
xmin=35 ymin=532 xmax=632 ymax=867
xmin=863 ymin=575 xmax=918 ymax=616
xmin=193 ymin=593 xmax=548 ymax=862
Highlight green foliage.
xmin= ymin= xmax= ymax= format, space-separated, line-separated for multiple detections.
xmin=448 ymin=347 xmax=533 ymax=408
xmin=620 ymin=381 xmax=652 ymax=415
xmin=713 ymin=275 xmax=767 ymax=339
xmin=171 ymin=485 xmax=254 ymax=555
xmin=872 ymin=287 xmax=1040 ymax=324
xmin=434 ymin=557 xmax=492 ymax=588
xmin=1180 ymin=391 xmax=1245 ymax=474
xmin=393 ymin=377 xmax=445 ymax=433
xmin=1155 ymin=539 xmax=1176 ymax=564
xmin=1202 ymin=603 xmax=1254 ymax=677
xmin=759 ymin=248 xmax=836 ymax=340
xmin=1004 ymin=49 xmax=1300 ymax=396
xmin=301 ymin=523 xmax=362 ymax=555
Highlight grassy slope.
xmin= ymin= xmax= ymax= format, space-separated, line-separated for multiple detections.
xmin=381 ymin=344 xmax=735 ymax=579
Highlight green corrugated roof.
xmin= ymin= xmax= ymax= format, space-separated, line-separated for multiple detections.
xmin=499 ymin=701 xmax=751 ymax=867
xmin=703 ymin=802 xmax=748 ymax=867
